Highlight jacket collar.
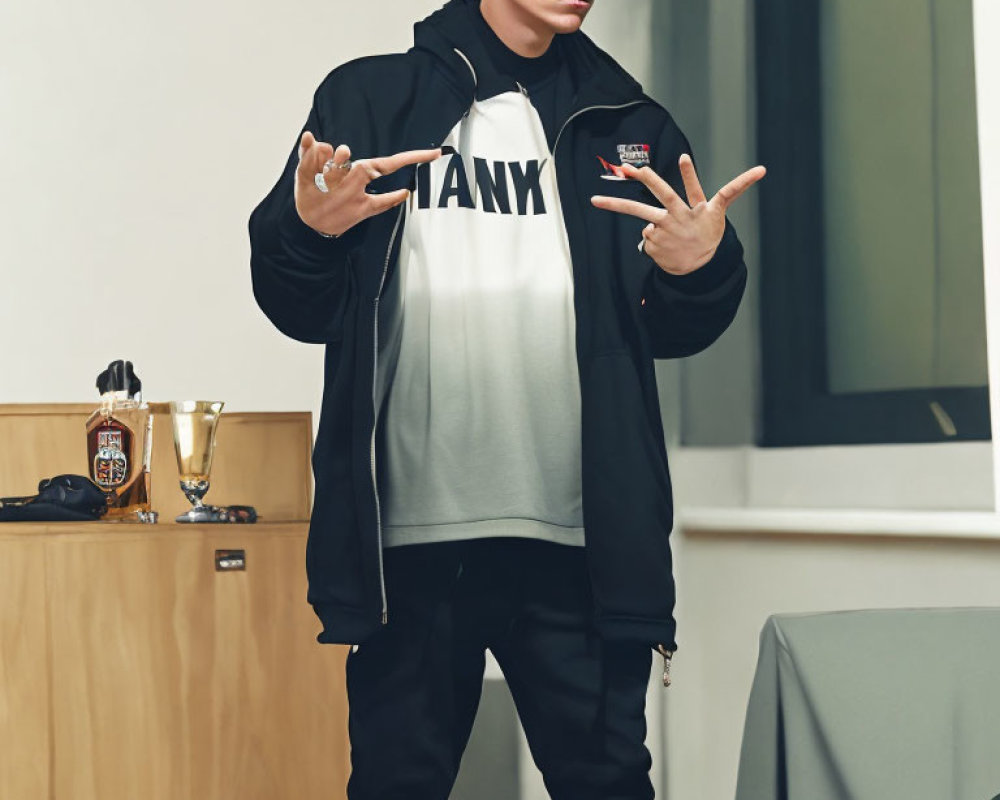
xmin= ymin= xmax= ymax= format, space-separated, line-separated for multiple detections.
xmin=411 ymin=0 xmax=648 ymax=113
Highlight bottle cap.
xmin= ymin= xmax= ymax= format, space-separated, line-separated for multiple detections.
xmin=96 ymin=360 xmax=142 ymax=398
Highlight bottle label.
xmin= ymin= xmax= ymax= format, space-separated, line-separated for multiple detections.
xmin=94 ymin=429 xmax=128 ymax=488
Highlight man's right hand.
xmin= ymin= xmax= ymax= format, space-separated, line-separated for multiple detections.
xmin=295 ymin=131 xmax=442 ymax=238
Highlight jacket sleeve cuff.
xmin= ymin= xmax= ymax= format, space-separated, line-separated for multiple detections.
xmin=277 ymin=198 xmax=351 ymax=261
xmin=278 ymin=198 xmax=366 ymax=271
xmin=649 ymin=218 xmax=742 ymax=296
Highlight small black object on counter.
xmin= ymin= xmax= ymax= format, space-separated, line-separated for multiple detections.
xmin=0 ymin=474 xmax=109 ymax=522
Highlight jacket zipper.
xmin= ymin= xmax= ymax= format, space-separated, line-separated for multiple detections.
xmin=657 ymin=643 xmax=674 ymax=687
xmin=371 ymin=200 xmax=407 ymax=626
xmin=550 ymin=95 xmax=678 ymax=680
xmin=552 ymin=99 xmax=648 ymax=158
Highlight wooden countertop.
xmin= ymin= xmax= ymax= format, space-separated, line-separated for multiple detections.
xmin=0 ymin=519 xmax=309 ymax=539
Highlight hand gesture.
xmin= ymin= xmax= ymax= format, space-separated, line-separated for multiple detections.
xmin=590 ymin=155 xmax=766 ymax=275
xmin=295 ymin=131 xmax=442 ymax=238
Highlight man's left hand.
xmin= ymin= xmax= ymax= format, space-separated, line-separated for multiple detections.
xmin=590 ymin=156 xmax=766 ymax=276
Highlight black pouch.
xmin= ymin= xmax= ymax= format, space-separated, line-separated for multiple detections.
xmin=0 ymin=474 xmax=108 ymax=522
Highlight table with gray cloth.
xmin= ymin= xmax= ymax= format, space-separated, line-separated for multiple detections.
xmin=734 ymin=607 xmax=1000 ymax=800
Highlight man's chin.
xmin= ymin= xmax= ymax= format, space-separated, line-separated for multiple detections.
xmin=548 ymin=15 xmax=586 ymax=34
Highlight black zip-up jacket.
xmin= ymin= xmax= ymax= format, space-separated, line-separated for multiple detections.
xmin=248 ymin=0 xmax=748 ymax=657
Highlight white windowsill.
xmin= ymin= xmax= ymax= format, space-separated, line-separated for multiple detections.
xmin=676 ymin=506 xmax=1000 ymax=540
xmin=668 ymin=443 xmax=994 ymax=517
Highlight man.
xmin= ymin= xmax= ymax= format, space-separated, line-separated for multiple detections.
xmin=249 ymin=0 xmax=764 ymax=797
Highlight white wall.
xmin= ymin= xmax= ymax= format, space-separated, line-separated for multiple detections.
xmin=976 ymin=0 xmax=1000 ymax=509
xmin=0 ymin=0 xmax=448 ymax=416
xmin=0 ymin=0 xmax=654 ymax=422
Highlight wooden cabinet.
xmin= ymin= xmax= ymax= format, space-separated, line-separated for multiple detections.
xmin=0 ymin=406 xmax=351 ymax=800
xmin=0 ymin=536 xmax=49 ymax=800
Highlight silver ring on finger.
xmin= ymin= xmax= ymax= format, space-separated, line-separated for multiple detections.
xmin=314 ymin=158 xmax=352 ymax=193
xmin=638 ymin=223 xmax=653 ymax=252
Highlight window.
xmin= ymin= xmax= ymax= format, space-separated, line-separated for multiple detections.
xmin=755 ymin=0 xmax=989 ymax=446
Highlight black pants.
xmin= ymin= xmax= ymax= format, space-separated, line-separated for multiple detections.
xmin=345 ymin=536 xmax=655 ymax=800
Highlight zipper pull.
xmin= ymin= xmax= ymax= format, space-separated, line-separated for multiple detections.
xmin=516 ymin=80 xmax=529 ymax=98
xmin=657 ymin=643 xmax=674 ymax=687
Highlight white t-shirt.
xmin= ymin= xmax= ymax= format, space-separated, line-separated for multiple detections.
xmin=377 ymin=84 xmax=585 ymax=548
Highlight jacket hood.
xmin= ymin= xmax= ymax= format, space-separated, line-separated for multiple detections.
xmin=411 ymin=0 xmax=648 ymax=110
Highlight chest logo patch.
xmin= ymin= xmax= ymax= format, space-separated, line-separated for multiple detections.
xmin=598 ymin=143 xmax=652 ymax=181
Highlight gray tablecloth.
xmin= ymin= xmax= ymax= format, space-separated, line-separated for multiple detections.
xmin=734 ymin=608 xmax=1000 ymax=800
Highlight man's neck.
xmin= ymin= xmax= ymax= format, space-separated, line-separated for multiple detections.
xmin=479 ymin=0 xmax=554 ymax=58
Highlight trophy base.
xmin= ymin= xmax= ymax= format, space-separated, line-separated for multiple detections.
xmin=175 ymin=505 xmax=257 ymax=524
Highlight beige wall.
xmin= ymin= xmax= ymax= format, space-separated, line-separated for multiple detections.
xmin=976 ymin=0 xmax=1000 ymax=510
xmin=0 ymin=0 xmax=652 ymax=422
xmin=0 ymin=0 xmax=451 ymax=417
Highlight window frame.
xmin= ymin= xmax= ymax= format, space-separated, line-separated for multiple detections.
xmin=754 ymin=0 xmax=991 ymax=447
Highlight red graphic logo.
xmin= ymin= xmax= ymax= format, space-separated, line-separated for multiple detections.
xmin=598 ymin=144 xmax=651 ymax=181
xmin=597 ymin=155 xmax=628 ymax=181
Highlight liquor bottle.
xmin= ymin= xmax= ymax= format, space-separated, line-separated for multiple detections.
xmin=85 ymin=360 xmax=155 ymax=522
